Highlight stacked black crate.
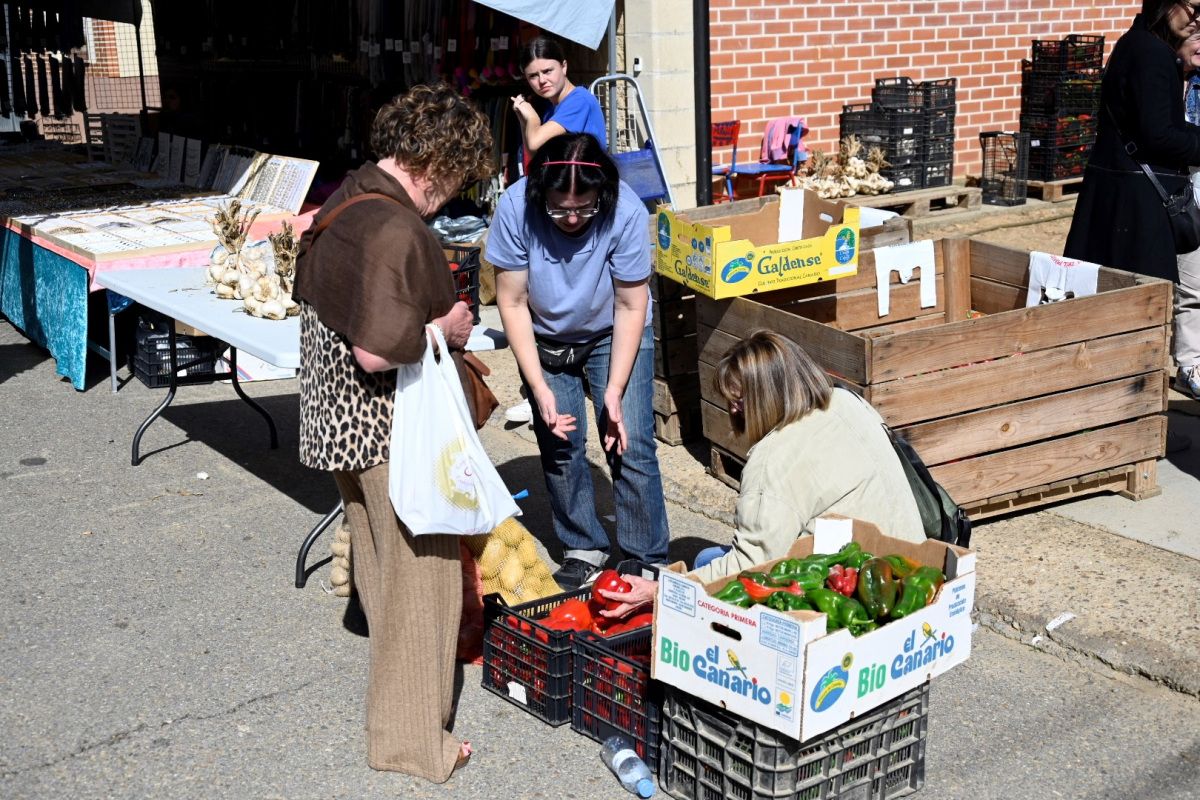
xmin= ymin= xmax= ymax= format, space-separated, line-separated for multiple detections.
xmin=1020 ymin=34 xmax=1103 ymax=182
xmin=874 ymin=77 xmax=957 ymax=189
xmin=840 ymin=103 xmax=924 ymax=193
xmin=840 ymin=77 xmax=958 ymax=193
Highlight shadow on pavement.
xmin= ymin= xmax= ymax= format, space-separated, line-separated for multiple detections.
xmin=0 ymin=340 xmax=47 ymax=386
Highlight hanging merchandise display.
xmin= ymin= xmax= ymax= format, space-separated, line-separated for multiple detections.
xmin=10 ymin=47 xmax=26 ymax=119
xmin=48 ymin=53 xmax=64 ymax=118
xmin=60 ymin=53 xmax=74 ymax=116
xmin=23 ymin=55 xmax=37 ymax=118
xmin=71 ymin=54 xmax=86 ymax=113
xmin=0 ymin=59 xmax=10 ymax=117
xmin=36 ymin=53 xmax=51 ymax=118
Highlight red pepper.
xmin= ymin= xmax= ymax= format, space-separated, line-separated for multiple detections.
xmin=826 ymin=564 xmax=859 ymax=597
xmin=591 ymin=569 xmax=633 ymax=611
xmin=546 ymin=598 xmax=594 ymax=631
xmin=738 ymin=576 xmax=801 ymax=603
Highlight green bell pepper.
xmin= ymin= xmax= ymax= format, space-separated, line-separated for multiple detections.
xmin=804 ymin=587 xmax=848 ymax=630
xmin=889 ymin=566 xmax=945 ymax=619
xmin=764 ymin=591 xmax=813 ymax=613
xmin=712 ymin=579 xmax=754 ymax=608
xmin=882 ymin=554 xmax=922 ymax=580
xmin=857 ymin=558 xmax=898 ymax=619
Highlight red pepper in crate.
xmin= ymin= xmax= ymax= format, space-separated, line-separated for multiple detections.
xmin=827 ymin=564 xmax=859 ymax=597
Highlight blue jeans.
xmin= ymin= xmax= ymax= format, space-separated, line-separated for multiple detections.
xmin=528 ymin=326 xmax=670 ymax=566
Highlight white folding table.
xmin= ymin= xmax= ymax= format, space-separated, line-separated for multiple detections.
xmin=95 ymin=266 xmax=506 ymax=587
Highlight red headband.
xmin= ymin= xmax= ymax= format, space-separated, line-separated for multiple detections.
xmin=542 ymin=160 xmax=601 ymax=168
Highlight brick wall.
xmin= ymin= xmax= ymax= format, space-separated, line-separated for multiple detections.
xmin=89 ymin=20 xmax=121 ymax=78
xmin=708 ymin=0 xmax=1141 ymax=181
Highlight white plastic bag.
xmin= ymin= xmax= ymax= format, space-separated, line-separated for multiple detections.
xmin=388 ymin=325 xmax=521 ymax=535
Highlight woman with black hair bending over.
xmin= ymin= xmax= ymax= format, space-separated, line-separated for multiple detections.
xmin=488 ymin=133 xmax=669 ymax=588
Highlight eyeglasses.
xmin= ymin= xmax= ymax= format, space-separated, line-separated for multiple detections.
xmin=545 ymin=203 xmax=599 ymax=220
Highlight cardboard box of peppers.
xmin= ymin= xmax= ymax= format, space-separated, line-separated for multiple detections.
xmin=707 ymin=541 xmax=946 ymax=636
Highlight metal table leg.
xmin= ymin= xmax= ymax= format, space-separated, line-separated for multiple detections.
xmin=131 ymin=333 xmax=279 ymax=465
xmin=227 ymin=347 xmax=278 ymax=449
xmin=295 ymin=501 xmax=344 ymax=588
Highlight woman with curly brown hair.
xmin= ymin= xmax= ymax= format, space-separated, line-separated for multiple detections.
xmin=293 ymin=83 xmax=493 ymax=783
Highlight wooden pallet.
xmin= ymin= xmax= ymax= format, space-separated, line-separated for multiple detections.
xmin=656 ymin=406 xmax=702 ymax=446
xmin=1026 ymin=176 xmax=1084 ymax=202
xmin=850 ymin=185 xmax=982 ymax=218
xmin=708 ymin=444 xmax=745 ymax=490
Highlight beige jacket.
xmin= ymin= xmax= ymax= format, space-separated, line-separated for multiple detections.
xmin=692 ymin=388 xmax=924 ymax=583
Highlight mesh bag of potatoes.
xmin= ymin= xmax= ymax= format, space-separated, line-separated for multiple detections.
xmin=463 ymin=517 xmax=562 ymax=604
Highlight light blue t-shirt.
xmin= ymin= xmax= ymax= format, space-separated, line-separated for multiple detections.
xmin=543 ymin=88 xmax=608 ymax=149
xmin=487 ymin=178 xmax=652 ymax=343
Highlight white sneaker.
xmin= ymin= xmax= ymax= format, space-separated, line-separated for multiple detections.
xmin=1176 ymin=365 xmax=1200 ymax=400
xmin=504 ymin=399 xmax=533 ymax=423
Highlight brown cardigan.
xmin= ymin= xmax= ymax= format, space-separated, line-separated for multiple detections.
xmin=294 ymin=162 xmax=472 ymax=471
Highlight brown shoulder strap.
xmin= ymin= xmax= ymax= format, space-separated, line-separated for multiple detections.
xmin=311 ymin=192 xmax=404 ymax=239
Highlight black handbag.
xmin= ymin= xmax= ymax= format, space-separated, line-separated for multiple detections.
xmin=1108 ymin=106 xmax=1200 ymax=254
xmin=534 ymin=333 xmax=605 ymax=369
xmin=882 ymin=425 xmax=973 ymax=548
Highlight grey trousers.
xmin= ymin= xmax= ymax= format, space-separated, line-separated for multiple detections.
xmin=1177 ymin=247 xmax=1200 ymax=370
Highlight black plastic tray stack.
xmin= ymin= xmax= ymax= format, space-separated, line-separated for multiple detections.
xmin=1019 ymin=34 xmax=1103 ymax=181
xmin=980 ymin=132 xmax=1031 ymax=206
xmin=840 ymin=76 xmax=957 ymax=193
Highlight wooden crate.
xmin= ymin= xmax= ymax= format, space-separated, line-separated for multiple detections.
xmin=653 ymin=373 xmax=701 ymax=446
xmin=698 ymin=238 xmax=1171 ymax=517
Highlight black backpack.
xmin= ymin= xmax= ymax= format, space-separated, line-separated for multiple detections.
xmin=882 ymin=425 xmax=972 ymax=548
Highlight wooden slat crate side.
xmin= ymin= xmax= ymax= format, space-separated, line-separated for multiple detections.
xmin=962 ymin=468 xmax=1138 ymax=520
xmin=895 ymin=374 xmax=1166 ymax=466
xmin=651 ymin=273 xmax=691 ymax=303
xmin=750 ymin=243 xmax=944 ymax=305
xmin=970 ymin=277 xmax=1026 ymax=315
xmin=968 ymin=239 xmax=1138 ymax=292
xmin=655 ymin=407 xmax=702 ymax=446
xmin=700 ymin=398 xmax=753 ymax=460
xmin=653 ymin=297 xmax=698 ymax=340
xmin=653 ymin=334 xmax=699 ymax=379
xmin=756 ymin=276 xmax=945 ymax=332
xmin=872 ymin=326 xmax=1168 ymax=426
xmin=871 ymin=280 xmax=1172 ymax=382
xmin=858 ymin=313 xmax=947 ymax=338
xmin=653 ymin=373 xmax=701 ymax=416
xmin=696 ymin=296 xmax=870 ymax=384
xmin=930 ymin=415 xmax=1166 ymax=505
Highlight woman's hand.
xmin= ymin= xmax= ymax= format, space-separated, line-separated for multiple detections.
xmin=601 ymin=386 xmax=628 ymax=455
xmin=597 ymin=574 xmax=658 ymax=618
xmin=532 ymin=383 xmax=577 ymax=440
xmin=511 ymin=94 xmax=537 ymax=122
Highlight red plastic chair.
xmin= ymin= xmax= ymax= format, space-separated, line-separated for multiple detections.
xmin=711 ymin=121 xmax=740 ymax=203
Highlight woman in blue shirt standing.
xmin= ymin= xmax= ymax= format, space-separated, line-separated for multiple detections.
xmin=488 ymin=133 xmax=669 ymax=588
xmin=511 ymin=36 xmax=607 ymax=160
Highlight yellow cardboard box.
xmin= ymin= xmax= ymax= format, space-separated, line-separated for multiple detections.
xmin=654 ymin=190 xmax=861 ymax=299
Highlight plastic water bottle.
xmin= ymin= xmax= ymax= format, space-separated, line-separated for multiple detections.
xmin=600 ymin=735 xmax=655 ymax=798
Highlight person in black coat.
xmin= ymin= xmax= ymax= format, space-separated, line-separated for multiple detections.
xmin=1064 ymin=0 xmax=1200 ymax=283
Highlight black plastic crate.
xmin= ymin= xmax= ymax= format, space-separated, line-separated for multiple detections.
xmin=920 ymin=109 xmax=956 ymax=139
xmin=444 ymin=245 xmax=481 ymax=325
xmin=1020 ymin=64 xmax=1102 ymax=115
xmin=980 ymin=131 xmax=1030 ymax=206
xmin=922 ymin=135 xmax=955 ymax=161
xmin=840 ymin=104 xmax=925 ymax=165
xmin=572 ymin=626 xmax=663 ymax=764
xmin=482 ymin=559 xmax=656 ymax=727
xmin=872 ymin=76 xmax=956 ymax=110
xmin=922 ymin=159 xmax=954 ymax=189
xmin=1020 ymin=113 xmax=1098 ymax=149
xmin=1030 ymin=34 xmax=1104 ymax=73
xmin=881 ymin=163 xmax=922 ymax=192
xmin=1028 ymin=141 xmax=1092 ymax=181
xmin=482 ymin=587 xmax=592 ymax=726
xmin=131 ymin=313 xmax=223 ymax=389
xmin=658 ymin=682 xmax=930 ymax=800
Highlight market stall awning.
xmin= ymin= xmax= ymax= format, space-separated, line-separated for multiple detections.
xmin=471 ymin=0 xmax=615 ymax=50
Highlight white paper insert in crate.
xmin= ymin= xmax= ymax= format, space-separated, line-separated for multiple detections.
xmin=651 ymin=517 xmax=976 ymax=742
